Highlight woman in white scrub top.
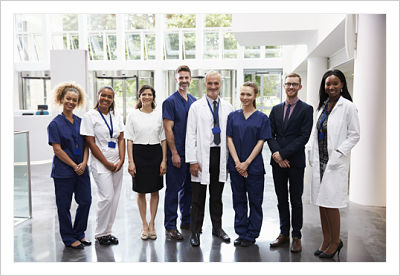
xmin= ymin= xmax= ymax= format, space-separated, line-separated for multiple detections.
xmin=81 ymin=86 xmax=125 ymax=246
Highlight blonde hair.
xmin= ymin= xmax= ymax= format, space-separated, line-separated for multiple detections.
xmin=53 ymin=82 xmax=86 ymax=107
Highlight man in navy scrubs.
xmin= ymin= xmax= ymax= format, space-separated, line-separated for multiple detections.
xmin=162 ymin=65 xmax=196 ymax=240
xmin=267 ymin=73 xmax=313 ymax=253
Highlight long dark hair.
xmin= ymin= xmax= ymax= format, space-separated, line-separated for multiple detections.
xmin=136 ymin=85 xmax=156 ymax=109
xmin=317 ymin=69 xmax=353 ymax=110
xmin=94 ymin=86 xmax=115 ymax=112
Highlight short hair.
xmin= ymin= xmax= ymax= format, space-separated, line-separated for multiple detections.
xmin=285 ymin=72 xmax=302 ymax=84
xmin=176 ymin=65 xmax=191 ymax=76
xmin=242 ymin=81 xmax=259 ymax=108
xmin=94 ymin=86 xmax=115 ymax=112
xmin=53 ymin=82 xmax=86 ymax=107
xmin=136 ymin=85 xmax=156 ymax=109
xmin=317 ymin=69 xmax=352 ymax=110
xmin=205 ymin=70 xmax=221 ymax=82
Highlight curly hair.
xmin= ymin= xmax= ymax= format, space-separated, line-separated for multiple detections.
xmin=53 ymin=82 xmax=86 ymax=107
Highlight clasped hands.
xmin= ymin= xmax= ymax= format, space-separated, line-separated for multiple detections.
xmin=106 ymin=160 xmax=124 ymax=172
xmin=272 ymin=152 xmax=290 ymax=168
xmin=235 ymin=160 xmax=249 ymax=178
xmin=74 ymin=162 xmax=86 ymax=175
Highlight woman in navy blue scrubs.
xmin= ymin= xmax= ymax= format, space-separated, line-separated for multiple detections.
xmin=47 ymin=82 xmax=92 ymax=249
xmin=227 ymin=82 xmax=272 ymax=247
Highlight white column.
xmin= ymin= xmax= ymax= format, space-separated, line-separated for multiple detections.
xmin=306 ymin=57 xmax=328 ymax=109
xmin=349 ymin=15 xmax=386 ymax=206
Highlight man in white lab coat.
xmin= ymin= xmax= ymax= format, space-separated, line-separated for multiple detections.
xmin=185 ymin=71 xmax=234 ymax=247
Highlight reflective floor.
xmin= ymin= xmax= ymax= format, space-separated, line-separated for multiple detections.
xmin=14 ymin=147 xmax=386 ymax=262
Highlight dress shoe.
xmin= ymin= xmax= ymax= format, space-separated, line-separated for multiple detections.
xmin=180 ymin=224 xmax=190 ymax=230
xmin=107 ymin=235 xmax=119 ymax=245
xmin=319 ymin=240 xmax=343 ymax=259
xmin=212 ymin=228 xmax=230 ymax=243
xmin=269 ymin=234 xmax=290 ymax=247
xmin=148 ymin=231 xmax=157 ymax=240
xmin=234 ymin=237 xmax=243 ymax=246
xmin=66 ymin=242 xmax=84 ymax=249
xmin=240 ymin=239 xmax=255 ymax=247
xmin=314 ymin=249 xmax=323 ymax=256
xmin=190 ymin=233 xmax=200 ymax=247
xmin=165 ymin=229 xmax=184 ymax=241
xmin=290 ymin=237 xmax=302 ymax=253
xmin=141 ymin=230 xmax=149 ymax=240
xmin=80 ymin=239 xmax=92 ymax=246
xmin=96 ymin=236 xmax=111 ymax=246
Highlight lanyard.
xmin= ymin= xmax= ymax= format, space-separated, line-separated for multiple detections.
xmin=206 ymin=98 xmax=220 ymax=123
xmin=97 ymin=107 xmax=113 ymax=138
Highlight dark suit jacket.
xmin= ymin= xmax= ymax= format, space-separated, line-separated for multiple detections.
xmin=267 ymin=100 xmax=313 ymax=168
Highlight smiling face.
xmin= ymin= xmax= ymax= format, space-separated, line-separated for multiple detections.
xmin=284 ymin=76 xmax=302 ymax=100
xmin=140 ymin=88 xmax=154 ymax=108
xmin=325 ymin=75 xmax=343 ymax=101
xmin=240 ymin=86 xmax=256 ymax=108
xmin=175 ymin=71 xmax=191 ymax=92
xmin=97 ymin=88 xmax=114 ymax=111
xmin=61 ymin=91 xmax=79 ymax=113
xmin=205 ymin=73 xmax=221 ymax=100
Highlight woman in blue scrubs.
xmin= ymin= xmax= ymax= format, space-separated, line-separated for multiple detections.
xmin=47 ymin=82 xmax=92 ymax=249
xmin=227 ymin=82 xmax=272 ymax=247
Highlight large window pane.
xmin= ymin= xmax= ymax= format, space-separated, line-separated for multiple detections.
xmin=24 ymin=79 xmax=45 ymax=110
xmin=164 ymin=33 xmax=179 ymax=59
xmin=265 ymin=46 xmax=281 ymax=58
xmin=244 ymin=46 xmax=260 ymax=58
xmin=16 ymin=34 xmax=43 ymax=62
xmin=126 ymin=14 xmax=155 ymax=30
xmin=15 ymin=14 xmax=42 ymax=33
xmin=223 ymin=32 xmax=237 ymax=59
xmin=62 ymin=14 xmax=78 ymax=31
xmin=126 ymin=34 xmax=141 ymax=60
xmin=204 ymin=32 xmax=219 ymax=59
xmin=144 ymin=33 xmax=156 ymax=60
xmin=183 ymin=32 xmax=196 ymax=59
xmin=166 ymin=14 xmax=196 ymax=28
xmin=88 ymin=34 xmax=104 ymax=60
xmin=205 ymin=14 xmax=232 ymax=27
xmin=88 ymin=14 xmax=116 ymax=30
xmin=106 ymin=34 xmax=117 ymax=60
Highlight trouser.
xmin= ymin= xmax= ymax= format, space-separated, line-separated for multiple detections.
xmin=272 ymin=165 xmax=304 ymax=238
xmin=164 ymin=159 xmax=192 ymax=230
xmin=230 ymin=171 xmax=264 ymax=242
xmin=91 ymin=167 xmax=123 ymax=238
xmin=190 ymin=147 xmax=224 ymax=234
xmin=53 ymin=174 xmax=92 ymax=246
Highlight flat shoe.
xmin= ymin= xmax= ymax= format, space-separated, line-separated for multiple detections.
xmin=148 ymin=231 xmax=157 ymax=240
xmin=96 ymin=236 xmax=111 ymax=246
xmin=107 ymin=235 xmax=119 ymax=245
xmin=80 ymin=239 xmax=92 ymax=246
xmin=66 ymin=243 xmax=84 ymax=249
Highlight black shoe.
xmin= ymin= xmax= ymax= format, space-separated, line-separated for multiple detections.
xmin=212 ymin=228 xmax=230 ymax=243
xmin=96 ymin=236 xmax=111 ymax=246
xmin=66 ymin=242 xmax=84 ymax=249
xmin=319 ymin=240 xmax=343 ymax=259
xmin=234 ymin=237 xmax=243 ymax=246
xmin=240 ymin=239 xmax=255 ymax=247
xmin=107 ymin=235 xmax=119 ymax=245
xmin=314 ymin=249 xmax=323 ymax=256
xmin=180 ymin=224 xmax=190 ymax=230
xmin=80 ymin=239 xmax=92 ymax=246
xmin=190 ymin=233 xmax=200 ymax=247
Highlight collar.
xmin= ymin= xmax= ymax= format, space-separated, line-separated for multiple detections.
xmin=285 ymin=97 xmax=299 ymax=106
xmin=206 ymin=95 xmax=220 ymax=105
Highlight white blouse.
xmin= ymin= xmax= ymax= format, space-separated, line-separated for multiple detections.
xmin=80 ymin=109 xmax=125 ymax=173
xmin=125 ymin=108 xmax=165 ymax=145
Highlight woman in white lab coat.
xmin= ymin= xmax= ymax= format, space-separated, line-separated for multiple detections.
xmin=80 ymin=86 xmax=125 ymax=246
xmin=309 ymin=69 xmax=360 ymax=258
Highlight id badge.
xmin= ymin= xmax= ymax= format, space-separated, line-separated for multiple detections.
xmin=73 ymin=147 xmax=82 ymax=156
xmin=212 ymin=126 xmax=221 ymax=134
xmin=108 ymin=141 xmax=116 ymax=148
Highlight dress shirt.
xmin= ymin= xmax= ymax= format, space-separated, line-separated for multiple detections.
xmin=283 ymin=97 xmax=300 ymax=121
xmin=206 ymin=95 xmax=221 ymax=147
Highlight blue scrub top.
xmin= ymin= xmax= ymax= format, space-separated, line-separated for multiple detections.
xmin=227 ymin=110 xmax=272 ymax=175
xmin=47 ymin=114 xmax=88 ymax=178
xmin=162 ymin=91 xmax=196 ymax=157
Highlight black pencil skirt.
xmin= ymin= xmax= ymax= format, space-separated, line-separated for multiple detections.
xmin=132 ymin=143 xmax=163 ymax=193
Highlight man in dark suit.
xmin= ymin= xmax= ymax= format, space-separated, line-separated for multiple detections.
xmin=267 ymin=72 xmax=313 ymax=253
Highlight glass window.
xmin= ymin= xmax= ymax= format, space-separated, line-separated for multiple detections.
xmin=244 ymin=46 xmax=261 ymax=59
xmin=144 ymin=33 xmax=156 ymax=60
xmin=223 ymin=32 xmax=237 ymax=59
xmin=205 ymin=14 xmax=232 ymax=27
xmin=183 ymin=32 xmax=196 ymax=59
xmin=15 ymin=14 xmax=43 ymax=33
xmin=62 ymin=14 xmax=78 ymax=31
xmin=204 ymin=32 xmax=219 ymax=59
xmin=166 ymin=14 xmax=196 ymax=28
xmin=106 ymin=34 xmax=117 ymax=60
xmin=164 ymin=32 xmax=179 ymax=59
xmin=22 ymin=78 xmax=50 ymax=110
xmin=15 ymin=15 xmax=43 ymax=62
xmin=88 ymin=14 xmax=116 ymax=31
xmin=126 ymin=33 xmax=141 ymax=60
xmin=265 ymin=46 xmax=281 ymax=58
xmin=126 ymin=14 xmax=155 ymax=30
xmin=88 ymin=34 xmax=104 ymax=60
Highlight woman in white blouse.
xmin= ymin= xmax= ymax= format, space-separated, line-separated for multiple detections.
xmin=126 ymin=85 xmax=167 ymax=240
xmin=80 ymin=86 xmax=125 ymax=246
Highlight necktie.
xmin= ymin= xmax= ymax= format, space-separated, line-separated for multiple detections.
xmin=283 ymin=103 xmax=291 ymax=128
xmin=213 ymin=100 xmax=221 ymax=145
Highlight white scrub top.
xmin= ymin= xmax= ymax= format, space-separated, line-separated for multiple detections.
xmin=125 ymin=108 xmax=165 ymax=145
xmin=80 ymin=109 xmax=125 ymax=173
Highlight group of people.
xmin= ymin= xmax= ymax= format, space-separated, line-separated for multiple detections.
xmin=47 ymin=65 xmax=360 ymax=260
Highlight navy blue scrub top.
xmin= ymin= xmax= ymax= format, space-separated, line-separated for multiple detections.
xmin=162 ymin=91 xmax=196 ymax=157
xmin=227 ymin=110 xmax=272 ymax=175
xmin=47 ymin=114 xmax=88 ymax=178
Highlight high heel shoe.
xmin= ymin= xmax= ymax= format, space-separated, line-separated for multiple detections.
xmin=314 ymin=249 xmax=323 ymax=256
xmin=319 ymin=240 xmax=343 ymax=259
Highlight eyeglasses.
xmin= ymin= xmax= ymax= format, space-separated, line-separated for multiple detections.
xmin=284 ymin=83 xmax=300 ymax=88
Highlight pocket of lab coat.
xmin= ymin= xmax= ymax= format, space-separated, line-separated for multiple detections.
xmin=328 ymin=150 xmax=345 ymax=169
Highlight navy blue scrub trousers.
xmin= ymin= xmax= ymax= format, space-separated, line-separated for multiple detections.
xmin=230 ymin=171 xmax=264 ymax=242
xmin=53 ymin=174 xmax=91 ymax=246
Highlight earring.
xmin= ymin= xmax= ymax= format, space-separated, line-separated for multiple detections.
xmin=340 ymin=88 xmax=343 ymax=93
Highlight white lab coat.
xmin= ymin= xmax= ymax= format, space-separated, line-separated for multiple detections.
xmin=185 ymin=96 xmax=234 ymax=185
xmin=308 ymin=96 xmax=360 ymax=208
